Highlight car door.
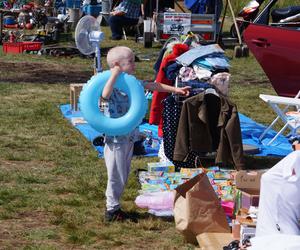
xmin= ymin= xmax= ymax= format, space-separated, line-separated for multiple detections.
xmin=244 ymin=23 xmax=300 ymax=97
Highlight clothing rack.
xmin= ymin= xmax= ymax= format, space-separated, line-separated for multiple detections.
xmin=174 ymin=76 xmax=217 ymax=103
xmin=204 ymin=87 xmax=219 ymax=97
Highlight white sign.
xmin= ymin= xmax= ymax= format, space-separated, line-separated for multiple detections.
xmin=163 ymin=12 xmax=191 ymax=35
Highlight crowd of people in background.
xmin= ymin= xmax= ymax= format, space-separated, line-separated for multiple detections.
xmin=103 ymin=0 xmax=223 ymax=40
xmin=103 ymin=0 xmax=175 ymax=40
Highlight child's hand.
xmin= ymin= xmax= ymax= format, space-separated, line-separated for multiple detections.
xmin=102 ymin=64 xmax=121 ymax=99
xmin=175 ymin=86 xmax=191 ymax=96
xmin=111 ymin=64 xmax=122 ymax=76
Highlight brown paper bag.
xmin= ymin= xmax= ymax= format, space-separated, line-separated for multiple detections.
xmin=196 ymin=233 xmax=234 ymax=250
xmin=174 ymin=173 xmax=230 ymax=244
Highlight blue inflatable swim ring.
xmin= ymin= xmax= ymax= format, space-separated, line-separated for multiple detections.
xmin=79 ymin=70 xmax=147 ymax=136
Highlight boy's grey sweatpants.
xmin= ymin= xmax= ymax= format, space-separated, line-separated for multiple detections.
xmin=104 ymin=142 xmax=134 ymax=212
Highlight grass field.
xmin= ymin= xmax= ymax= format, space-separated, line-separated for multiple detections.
xmin=0 ymin=17 xmax=290 ymax=250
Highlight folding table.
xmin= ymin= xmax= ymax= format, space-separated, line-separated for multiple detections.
xmin=259 ymin=93 xmax=300 ymax=145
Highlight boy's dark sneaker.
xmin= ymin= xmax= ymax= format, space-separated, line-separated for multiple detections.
xmin=105 ymin=209 xmax=128 ymax=222
xmin=92 ymin=136 xmax=104 ymax=146
xmin=104 ymin=209 xmax=137 ymax=223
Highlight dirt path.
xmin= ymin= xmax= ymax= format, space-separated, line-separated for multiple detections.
xmin=0 ymin=61 xmax=92 ymax=84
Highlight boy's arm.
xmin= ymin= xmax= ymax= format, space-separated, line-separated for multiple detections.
xmin=102 ymin=66 xmax=121 ymax=100
xmin=145 ymin=81 xmax=191 ymax=96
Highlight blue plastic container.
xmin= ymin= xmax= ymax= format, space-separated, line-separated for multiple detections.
xmin=3 ymin=16 xmax=17 ymax=25
xmin=65 ymin=0 xmax=81 ymax=8
xmin=82 ymin=4 xmax=102 ymax=17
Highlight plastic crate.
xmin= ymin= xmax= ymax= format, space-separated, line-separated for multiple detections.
xmin=66 ymin=0 xmax=81 ymax=8
xmin=3 ymin=42 xmax=42 ymax=54
xmin=2 ymin=42 xmax=23 ymax=54
xmin=22 ymin=42 xmax=42 ymax=51
xmin=82 ymin=4 xmax=102 ymax=17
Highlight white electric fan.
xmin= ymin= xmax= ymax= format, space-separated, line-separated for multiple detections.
xmin=75 ymin=15 xmax=104 ymax=73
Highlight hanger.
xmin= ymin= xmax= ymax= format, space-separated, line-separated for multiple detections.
xmin=204 ymin=88 xmax=219 ymax=97
xmin=174 ymin=77 xmax=182 ymax=103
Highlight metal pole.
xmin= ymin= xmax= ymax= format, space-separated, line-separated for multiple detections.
xmin=227 ymin=0 xmax=242 ymax=45
xmin=175 ymin=0 xmax=185 ymax=13
xmin=0 ymin=11 xmax=3 ymax=44
xmin=95 ymin=46 xmax=102 ymax=73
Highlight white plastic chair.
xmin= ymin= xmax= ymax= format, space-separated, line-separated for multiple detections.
xmin=259 ymin=91 xmax=300 ymax=145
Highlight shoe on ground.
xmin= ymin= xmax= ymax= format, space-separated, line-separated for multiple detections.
xmin=92 ymin=136 xmax=104 ymax=146
xmin=104 ymin=209 xmax=137 ymax=223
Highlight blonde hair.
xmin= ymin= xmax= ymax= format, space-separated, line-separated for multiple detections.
xmin=106 ymin=46 xmax=134 ymax=68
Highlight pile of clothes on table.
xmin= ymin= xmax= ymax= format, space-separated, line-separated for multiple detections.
xmin=149 ymin=42 xmax=244 ymax=171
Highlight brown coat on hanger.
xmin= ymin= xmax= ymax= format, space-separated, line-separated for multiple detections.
xmin=173 ymin=92 xmax=245 ymax=169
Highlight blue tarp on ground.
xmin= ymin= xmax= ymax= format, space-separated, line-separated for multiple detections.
xmin=60 ymin=104 xmax=292 ymax=158
xmin=239 ymin=113 xmax=292 ymax=157
xmin=60 ymin=104 xmax=160 ymax=157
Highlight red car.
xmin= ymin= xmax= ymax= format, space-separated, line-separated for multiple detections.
xmin=243 ymin=1 xmax=300 ymax=97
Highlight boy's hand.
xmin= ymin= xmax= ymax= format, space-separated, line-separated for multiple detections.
xmin=101 ymin=64 xmax=121 ymax=99
xmin=175 ymin=86 xmax=191 ymax=96
xmin=111 ymin=64 xmax=122 ymax=76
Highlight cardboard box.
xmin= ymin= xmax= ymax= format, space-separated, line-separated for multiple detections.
xmin=231 ymin=219 xmax=241 ymax=240
xmin=147 ymin=162 xmax=175 ymax=173
xmin=240 ymin=224 xmax=256 ymax=242
xmin=241 ymin=188 xmax=260 ymax=208
xmin=235 ymin=170 xmax=265 ymax=209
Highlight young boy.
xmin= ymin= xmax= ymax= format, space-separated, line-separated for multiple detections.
xmin=101 ymin=46 xmax=190 ymax=222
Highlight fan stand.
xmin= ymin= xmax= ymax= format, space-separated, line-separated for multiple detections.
xmin=93 ymin=43 xmax=101 ymax=73
xmin=89 ymin=30 xmax=104 ymax=73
